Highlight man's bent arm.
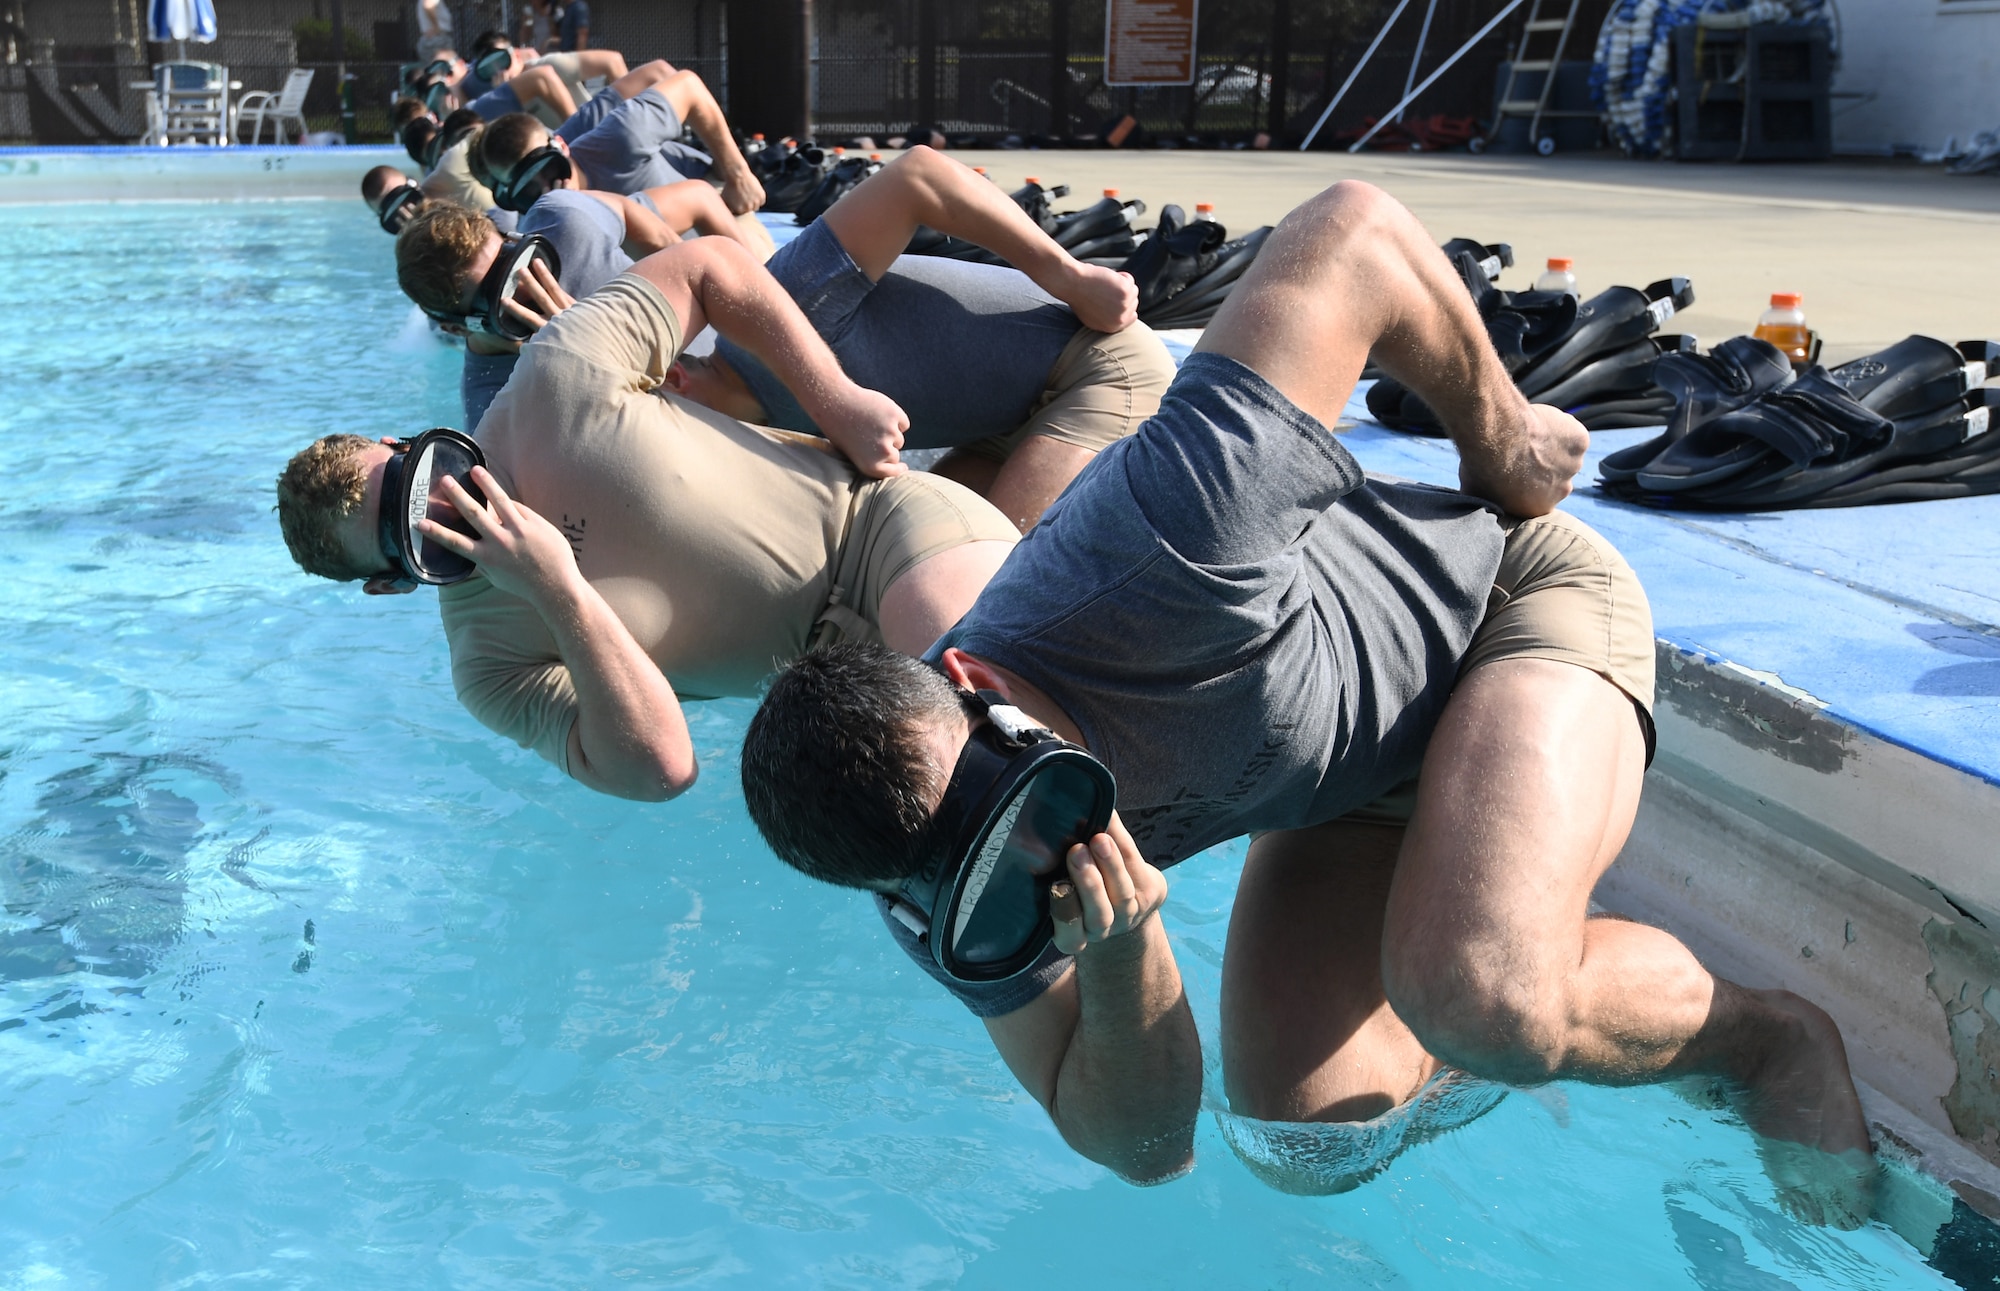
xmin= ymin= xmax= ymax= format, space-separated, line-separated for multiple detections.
xmin=983 ymin=825 xmax=1202 ymax=1181
xmin=631 ymin=240 xmax=907 ymax=473
xmin=824 ymin=147 xmax=1136 ymax=333
xmin=533 ymin=570 xmax=696 ymax=801
xmin=431 ymin=470 xmax=695 ymax=801
xmin=987 ymin=917 xmax=1200 ymax=1181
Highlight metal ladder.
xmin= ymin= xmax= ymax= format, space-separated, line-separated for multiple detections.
xmin=1482 ymin=0 xmax=1588 ymax=155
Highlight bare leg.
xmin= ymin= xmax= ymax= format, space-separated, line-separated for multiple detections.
xmin=932 ymin=438 xmax=1097 ymax=534
xmin=1194 ymin=180 xmax=1581 ymax=517
xmin=876 ymin=539 xmax=1015 ymax=654
xmin=641 ymin=179 xmax=759 ymax=252
xmin=654 ymin=69 xmax=763 ymax=214
xmin=509 ymin=64 xmax=578 ymax=121
xmin=606 ymin=58 xmax=674 ymax=101
xmin=1380 ymin=658 xmax=1875 ymax=1226
xmin=1223 ymin=820 xmax=1438 ymax=1124
xmin=928 ymin=450 xmax=999 ymax=501
xmin=570 ymin=49 xmax=629 ymax=82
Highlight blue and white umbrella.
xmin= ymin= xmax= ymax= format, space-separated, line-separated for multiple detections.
xmin=147 ymin=0 xmax=218 ymax=44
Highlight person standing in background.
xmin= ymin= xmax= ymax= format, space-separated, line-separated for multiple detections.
xmin=520 ymin=0 xmax=556 ymax=53
xmin=558 ymin=1 xmax=591 ymax=51
xmin=417 ymin=0 xmax=454 ymax=60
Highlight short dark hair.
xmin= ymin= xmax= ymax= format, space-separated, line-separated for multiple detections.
xmin=361 ymin=164 xmax=408 ymax=205
xmin=400 ymin=117 xmax=438 ymax=166
xmin=478 ymin=111 xmax=548 ymax=186
xmin=741 ymin=643 xmax=968 ymax=889
xmin=390 ymin=96 xmax=431 ymax=130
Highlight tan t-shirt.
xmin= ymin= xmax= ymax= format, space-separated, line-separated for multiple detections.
xmin=423 ymin=139 xmax=499 ymax=213
xmin=440 ymin=274 xmax=861 ymax=770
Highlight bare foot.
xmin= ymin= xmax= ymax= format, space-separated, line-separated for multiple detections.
xmin=1728 ymin=989 xmax=1877 ymax=1228
xmin=715 ymin=165 xmax=766 ymax=216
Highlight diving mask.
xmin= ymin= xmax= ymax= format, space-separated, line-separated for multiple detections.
xmin=886 ymin=690 xmax=1117 ymax=983
xmin=420 ymin=232 xmax=563 ymax=344
xmin=376 ymin=428 xmax=487 ymax=588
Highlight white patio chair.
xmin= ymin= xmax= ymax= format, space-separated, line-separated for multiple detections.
xmin=236 ymin=68 xmax=314 ymax=145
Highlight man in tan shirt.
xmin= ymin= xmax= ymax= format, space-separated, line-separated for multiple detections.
xmin=276 ymin=239 xmax=1017 ymax=801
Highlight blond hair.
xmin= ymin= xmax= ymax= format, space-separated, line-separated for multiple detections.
xmin=394 ymin=202 xmax=492 ymax=318
xmin=275 ymin=434 xmax=379 ymax=581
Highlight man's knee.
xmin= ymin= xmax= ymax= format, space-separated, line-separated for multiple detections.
xmin=1382 ymin=942 xmax=1570 ymax=1085
xmin=1278 ymin=180 xmax=1426 ymax=264
xmin=664 ymin=69 xmax=712 ymax=108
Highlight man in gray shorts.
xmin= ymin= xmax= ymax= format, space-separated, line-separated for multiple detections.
xmin=392 ymin=161 xmax=771 ymax=428
xmin=481 ymin=67 xmax=764 ymax=215
xmin=738 ymin=181 xmax=1876 ymax=1223
xmin=666 ymin=146 xmax=1174 ymax=531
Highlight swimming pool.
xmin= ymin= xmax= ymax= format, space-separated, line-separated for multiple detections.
xmin=0 ymin=197 xmax=1968 ymax=1288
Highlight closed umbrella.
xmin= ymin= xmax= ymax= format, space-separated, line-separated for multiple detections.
xmin=148 ymin=0 xmax=218 ymax=58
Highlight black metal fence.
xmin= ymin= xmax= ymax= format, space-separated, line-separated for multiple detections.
xmin=1 ymin=0 xmax=1589 ymax=147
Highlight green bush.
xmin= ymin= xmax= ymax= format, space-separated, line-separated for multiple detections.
xmin=293 ymin=18 xmax=374 ymax=62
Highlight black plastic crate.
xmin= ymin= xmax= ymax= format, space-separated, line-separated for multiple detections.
xmin=1673 ymin=23 xmax=1831 ymax=161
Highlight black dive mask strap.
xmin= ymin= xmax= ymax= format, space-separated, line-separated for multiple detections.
xmin=493 ymin=145 xmax=571 ymax=213
xmin=375 ymin=442 xmax=413 ymax=582
xmin=377 ymin=184 xmax=425 ymax=234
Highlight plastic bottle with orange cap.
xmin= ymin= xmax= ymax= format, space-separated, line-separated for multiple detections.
xmin=1535 ymin=257 xmax=1577 ymax=297
xmin=1753 ymin=292 xmax=1813 ymax=367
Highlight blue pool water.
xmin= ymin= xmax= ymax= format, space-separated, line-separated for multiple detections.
xmin=0 ymin=198 xmax=1965 ymax=1288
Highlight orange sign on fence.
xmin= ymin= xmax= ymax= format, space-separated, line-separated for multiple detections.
xmin=1104 ymin=0 xmax=1199 ymax=86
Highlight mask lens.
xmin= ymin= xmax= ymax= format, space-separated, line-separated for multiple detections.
xmin=404 ymin=435 xmax=483 ymax=582
xmin=948 ymin=760 xmax=1105 ymax=971
xmin=482 ymin=237 xmax=560 ymax=340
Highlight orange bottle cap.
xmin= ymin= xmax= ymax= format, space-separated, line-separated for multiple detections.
xmin=1024 ymin=176 xmax=1040 ymax=184
xmin=752 ymin=132 xmax=765 ymax=141
xmin=1770 ymin=292 xmax=1803 ymax=308
xmin=1547 ymin=257 xmax=1573 ymax=271
xmin=1103 ymin=187 xmax=1119 ymax=198
xmin=870 ymin=152 xmax=881 ymax=161
xmin=1195 ymin=203 xmax=1214 ymax=213
xmin=974 ymin=166 xmax=987 ymax=174
xmin=833 ymin=146 xmax=846 ymax=155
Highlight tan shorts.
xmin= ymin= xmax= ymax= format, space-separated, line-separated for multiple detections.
xmin=1341 ymin=508 xmax=1656 ymax=827
xmin=953 ymin=322 xmax=1177 ymax=462
xmin=810 ymin=471 xmax=1018 ymax=647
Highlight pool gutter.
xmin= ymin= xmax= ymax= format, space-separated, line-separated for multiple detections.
xmin=0 ymin=145 xmax=414 ymax=203
xmin=1602 ymin=641 xmax=2000 ymax=1215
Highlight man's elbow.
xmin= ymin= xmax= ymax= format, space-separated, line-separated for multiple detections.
xmin=574 ymin=744 xmax=698 ymax=802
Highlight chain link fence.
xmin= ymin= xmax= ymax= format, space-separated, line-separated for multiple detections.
xmin=2 ymin=0 xmax=1559 ymax=146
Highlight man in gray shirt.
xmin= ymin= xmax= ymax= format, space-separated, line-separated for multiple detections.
xmin=739 ymin=180 xmax=1874 ymax=1222
xmin=665 ymin=147 xmax=1174 ymax=531
xmin=395 ymin=185 xmax=764 ymax=428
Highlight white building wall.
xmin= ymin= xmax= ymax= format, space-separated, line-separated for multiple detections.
xmin=1832 ymin=0 xmax=2000 ymax=151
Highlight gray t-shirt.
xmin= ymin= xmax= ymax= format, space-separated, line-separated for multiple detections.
xmin=517 ymin=188 xmax=635 ymax=300
xmin=892 ymin=353 xmax=1508 ymax=1015
xmin=458 ymin=191 xmax=634 ymax=430
xmin=714 ymin=218 xmax=1080 ymax=450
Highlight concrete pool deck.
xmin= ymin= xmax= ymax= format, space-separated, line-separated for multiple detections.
xmin=7 ymin=142 xmax=2000 ymax=1208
